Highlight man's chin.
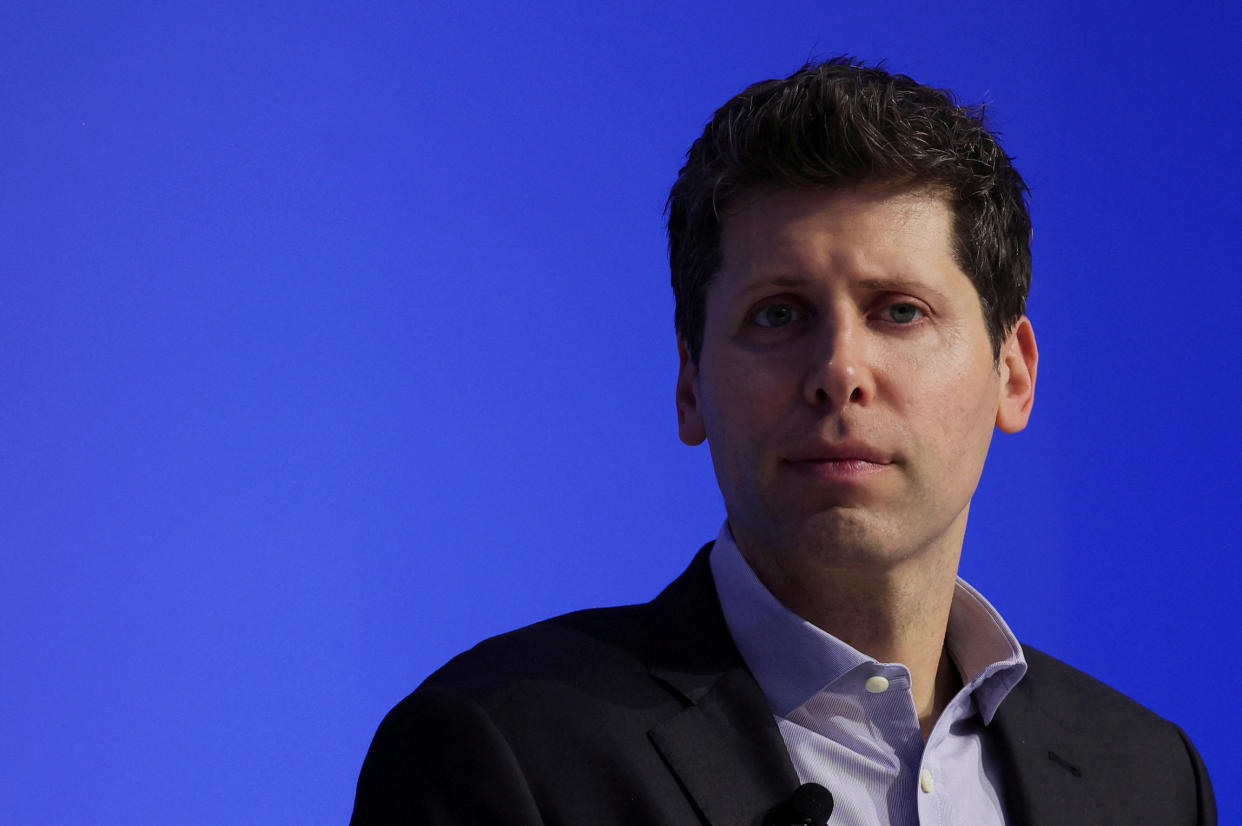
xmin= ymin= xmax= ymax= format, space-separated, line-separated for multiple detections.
xmin=760 ymin=509 xmax=913 ymax=569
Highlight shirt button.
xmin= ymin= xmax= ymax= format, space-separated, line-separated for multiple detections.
xmin=920 ymin=768 xmax=935 ymax=794
xmin=864 ymin=675 xmax=890 ymax=693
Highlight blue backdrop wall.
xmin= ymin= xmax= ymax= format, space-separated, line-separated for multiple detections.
xmin=4 ymin=1 xmax=1239 ymax=822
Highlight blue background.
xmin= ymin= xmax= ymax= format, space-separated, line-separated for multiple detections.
xmin=4 ymin=1 xmax=1239 ymax=822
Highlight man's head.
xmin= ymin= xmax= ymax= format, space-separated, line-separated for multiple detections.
xmin=669 ymin=58 xmax=1039 ymax=588
xmin=668 ymin=57 xmax=1031 ymax=365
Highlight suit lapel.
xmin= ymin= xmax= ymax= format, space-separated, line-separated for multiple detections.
xmin=649 ymin=669 xmax=797 ymax=826
xmin=644 ymin=545 xmax=799 ymax=826
xmin=990 ymin=652 xmax=1092 ymax=826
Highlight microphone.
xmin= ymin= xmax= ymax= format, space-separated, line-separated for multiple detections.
xmin=763 ymin=782 xmax=834 ymax=825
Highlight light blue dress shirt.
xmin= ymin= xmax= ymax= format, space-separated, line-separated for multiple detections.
xmin=709 ymin=523 xmax=1028 ymax=825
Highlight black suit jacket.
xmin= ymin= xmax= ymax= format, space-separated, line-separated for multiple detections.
xmin=352 ymin=546 xmax=1216 ymax=825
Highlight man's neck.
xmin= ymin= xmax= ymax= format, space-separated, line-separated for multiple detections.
xmin=735 ymin=528 xmax=964 ymax=740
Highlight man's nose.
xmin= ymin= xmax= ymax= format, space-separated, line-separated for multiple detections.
xmin=801 ymin=317 xmax=874 ymax=409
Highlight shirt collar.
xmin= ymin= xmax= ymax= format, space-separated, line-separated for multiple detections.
xmin=709 ymin=521 xmax=1027 ymax=723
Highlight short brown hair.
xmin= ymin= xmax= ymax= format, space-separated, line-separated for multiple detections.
xmin=667 ymin=57 xmax=1031 ymax=363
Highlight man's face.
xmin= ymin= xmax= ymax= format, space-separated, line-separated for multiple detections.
xmin=676 ymin=185 xmax=1036 ymax=578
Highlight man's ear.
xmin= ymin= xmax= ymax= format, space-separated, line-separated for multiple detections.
xmin=676 ymin=338 xmax=706 ymax=446
xmin=996 ymin=316 xmax=1038 ymax=434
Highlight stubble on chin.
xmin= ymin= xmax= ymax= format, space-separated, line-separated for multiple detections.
xmin=735 ymin=505 xmax=911 ymax=582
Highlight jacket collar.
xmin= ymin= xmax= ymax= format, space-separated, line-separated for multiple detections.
xmin=989 ymin=646 xmax=1089 ymax=826
xmin=639 ymin=547 xmax=1102 ymax=826
xmin=644 ymin=544 xmax=800 ymax=826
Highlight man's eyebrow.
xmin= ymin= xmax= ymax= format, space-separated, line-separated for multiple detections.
xmin=732 ymin=275 xmax=950 ymax=301
xmin=854 ymin=277 xmax=946 ymax=297
xmin=732 ymin=275 xmax=814 ymax=296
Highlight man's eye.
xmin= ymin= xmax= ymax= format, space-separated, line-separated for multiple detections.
xmin=753 ymin=304 xmax=799 ymax=328
xmin=885 ymin=303 xmax=924 ymax=324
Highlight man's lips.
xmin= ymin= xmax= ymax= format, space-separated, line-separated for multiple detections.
xmin=784 ymin=440 xmax=893 ymax=465
xmin=782 ymin=441 xmax=893 ymax=480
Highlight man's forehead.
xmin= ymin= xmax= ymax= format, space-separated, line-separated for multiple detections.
xmin=714 ymin=185 xmax=957 ymax=285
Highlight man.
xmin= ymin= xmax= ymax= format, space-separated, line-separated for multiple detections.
xmin=351 ymin=58 xmax=1215 ymax=825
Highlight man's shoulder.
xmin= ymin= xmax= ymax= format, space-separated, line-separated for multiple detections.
xmin=417 ymin=600 xmax=658 ymax=704
xmin=364 ymin=597 xmax=686 ymax=796
xmin=352 ymin=546 xmax=788 ymax=825
xmin=376 ymin=545 xmax=727 ymax=741
xmin=1018 ymin=642 xmax=1178 ymax=730
xmin=410 ymin=543 xmax=722 ymax=702
xmin=1001 ymin=644 xmax=1216 ymax=823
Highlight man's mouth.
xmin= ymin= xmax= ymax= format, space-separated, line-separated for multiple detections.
xmin=783 ymin=440 xmax=893 ymax=480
